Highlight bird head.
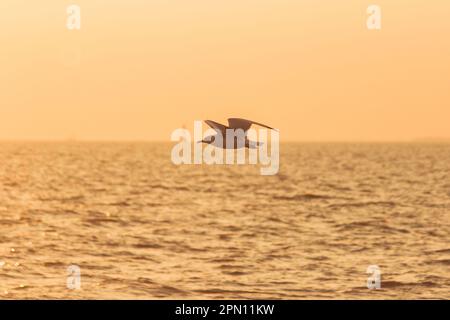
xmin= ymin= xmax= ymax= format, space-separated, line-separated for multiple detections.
xmin=198 ymin=135 xmax=216 ymax=144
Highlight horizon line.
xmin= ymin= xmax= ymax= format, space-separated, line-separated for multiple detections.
xmin=0 ymin=138 xmax=449 ymax=144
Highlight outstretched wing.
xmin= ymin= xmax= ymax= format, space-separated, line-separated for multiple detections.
xmin=204 ymin=120 xmax=228 ymax=135
xmin=228 ymin=118 xmax=276 ymax=132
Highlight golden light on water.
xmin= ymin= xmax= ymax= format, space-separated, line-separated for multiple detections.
xmin=0 ymin=0 xmax=449 ymax=301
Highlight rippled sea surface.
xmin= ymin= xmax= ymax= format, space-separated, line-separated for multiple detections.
xmin=0 ymin=142 xmax=449 ymax=299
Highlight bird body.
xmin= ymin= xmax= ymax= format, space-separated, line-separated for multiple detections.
xmin=200 ymin=118 xmax=277 ymax=149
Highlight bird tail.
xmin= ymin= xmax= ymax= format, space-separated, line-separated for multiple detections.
xmin=247 ymin=141 xmax=263 ymax=149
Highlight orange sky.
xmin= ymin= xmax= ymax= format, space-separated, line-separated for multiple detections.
xmin=1 ymin=0 xmax=449 ymax=141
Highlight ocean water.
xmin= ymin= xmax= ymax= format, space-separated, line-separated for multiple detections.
xmin=0 ymin=142 xmax=449 ymax=299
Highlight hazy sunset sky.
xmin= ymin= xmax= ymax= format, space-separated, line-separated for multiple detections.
xmin=1 ymin=0 xmax=449 ymax=141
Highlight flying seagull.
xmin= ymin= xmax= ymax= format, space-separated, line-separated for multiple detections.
xmin=200 ymin=118 xmax=277 ymax=149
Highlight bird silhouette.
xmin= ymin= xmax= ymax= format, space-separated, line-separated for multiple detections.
xmin=199 ymin=118 xmax=277 ymax=149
